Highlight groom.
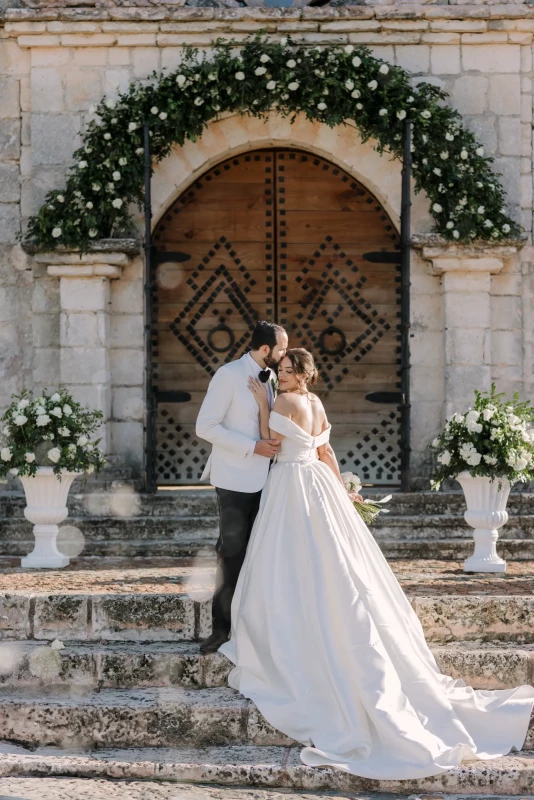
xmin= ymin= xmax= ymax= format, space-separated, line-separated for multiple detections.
xmin=196 ymin=320 xmax=288 ymax=654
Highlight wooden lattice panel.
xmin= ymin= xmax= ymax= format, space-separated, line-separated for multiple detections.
xmin=152 ymin=148 xmax=402 ymax=486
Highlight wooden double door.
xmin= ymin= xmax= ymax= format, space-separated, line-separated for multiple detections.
xmin=151 ymin=148 xmax=402 ymax=486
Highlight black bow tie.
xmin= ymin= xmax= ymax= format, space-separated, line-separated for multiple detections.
xmin=258 ymin=368 xmax=270 ymax=383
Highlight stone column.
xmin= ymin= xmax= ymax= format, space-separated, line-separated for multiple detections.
xmin=33 ymin=245 xmax=136 ymax=453
xmin=413 ymin=235 xmax=524 ymax=417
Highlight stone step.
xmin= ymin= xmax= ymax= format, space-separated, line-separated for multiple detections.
xmin=1 ymin=489 xmax=534 ymax=520
xmin=1 ymin=640 xmax=533 ymax=692
xmin=2 ymin=587 xmax=534 ymax=644
xmin=1 ymin=743 xmax=534 ymax=795
xmin=0 ymin=686 xmax=532 ymax=752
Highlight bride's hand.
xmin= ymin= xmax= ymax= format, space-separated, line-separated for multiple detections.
xmin=348 ymin=491 xmax=363 ymax=504
xmin=248 ymin=376 xmax=269 ymax=407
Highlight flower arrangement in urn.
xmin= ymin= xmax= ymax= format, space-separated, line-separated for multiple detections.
xmin=430 ymin=385 xmax=534 ymax=573
xmin=0 ymin=389 xmax=106 ymax=569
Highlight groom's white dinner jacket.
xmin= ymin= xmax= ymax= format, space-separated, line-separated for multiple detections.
xmin=196 ymin=353 xmax=276 ymax=493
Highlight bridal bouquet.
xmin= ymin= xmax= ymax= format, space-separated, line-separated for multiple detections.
xmin=341 ymin=471 xmax=391 ymax=525
xmin=0 ymin=389 xmax=106 ymax=479
xmin=430 ymin=385 xmax=534 ymax=491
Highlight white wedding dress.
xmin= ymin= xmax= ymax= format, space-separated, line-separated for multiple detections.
xmin=219 ymin=411 xmax=534 ymax=780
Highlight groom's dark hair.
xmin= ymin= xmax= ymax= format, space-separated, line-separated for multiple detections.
xmin=250 ymin=321 xmax=286 ymax=351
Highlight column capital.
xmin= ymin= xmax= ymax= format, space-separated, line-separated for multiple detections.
xmin=411 ymin=234 xmax=526 ymax=276
xmin=26 ymin=238 xmax=140 ymax=279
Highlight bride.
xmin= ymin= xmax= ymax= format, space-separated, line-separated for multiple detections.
xmin=219 ymin=347 xmax=534 ymax=780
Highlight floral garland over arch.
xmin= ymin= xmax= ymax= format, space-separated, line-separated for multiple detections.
xmin=26 ymin=36 xmax=519 ymax=252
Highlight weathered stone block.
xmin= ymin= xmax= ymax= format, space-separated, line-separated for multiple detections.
xmin=0 ymin=164 xmax=20 ymax=204
xmin=492 ymin=329 xmax=522 ymax=366
xmin=0 ymin=596 xmax=31 ymax=640
xmin=462 ymin=45 xmax=520 ymax=73
xmin=60 ymin=277 xmax=109 ymax=313
xmin=498 ymin=117 xmax=521 ymax=158
xmin=60 ymin=346 xmax=109 ymax=385
xmin=33 ymin=595 xmax=89 ymax=641
xmin=466 ymin=116 xmax=497 ymax=155
xmin=33 ymin=313 xmax=59 ymax=348
xmin=104 ymin=69 xmax=131 ymax=98
xmin=444 ymin=290 xmax=490 ymax=329
xmin=60 ymin=312 xmax=106 ymax=348
xmin=492 ymin=272 xmax=523 ymax=296
xmin=430 ymin=45 xmax=460 ymax=75
xmin=446 ymin=328 xmax=491 ymax=366
xmin=69 ymin=383 xmax=111 ymax=418
xmin=132 ymin=47 xmax=160 ymax=77
xmin=488 ymin=74 xmax=521 ymax=115
xmin=111 ymin=279 xmax=143 ymax=315
xmin=0 ymin=119 xmax=21 ymax=162
xmin=451 ymin=75 xmax=488 ymax=115
xmin=493 ymin=156 xmax=521 ymax=208
xmin=32 ymin=277 xmax=59 ymax=314
xmin=110 ymin=315 xmax=143 ymax=349
xmin=73 ymin=48 xmax=107 ymax=66
xmin=0 ymin=204 xmax=19 ymax=245
xmin=410 ymin=330 xmax=445 ymax=367
xmin=410 ymin=366 xmax=444 ymax=403
xmin=112 ymin=386 xmax=144 ymax=421
xmin=31 ymin=114 xmax=81 ymax=167
xmin=30 ymin=68 xmax=64 ymax=114
xmin=109 ymin=48 xmax=131 ymax=66
xmin=109 ymin=348 xmax=144 ymax=386
xmin=394 ymin=44 xmax=429 ymax=74
xmin=0 ymin=79 xmax=19 ymax=120
xmin=32 ymin=346 xmax=60 ymax=386
xmin=92 ymin=594 xmax=195 ymax=641
xmin=110 ymin=421 xmax=144 ymax=468
xmin=64 ymin=69 xmax=103 ymax=112
xmin=491 ymin=294 xmax=522 ymax=328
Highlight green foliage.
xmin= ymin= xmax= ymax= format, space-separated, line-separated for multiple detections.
xmin=24 ymin=36 xmax=520 ymax=253
xmin=0 ymin=389 xmax=106 ymax=479
xmin=430 ymin=385 xmax=534 ymax=491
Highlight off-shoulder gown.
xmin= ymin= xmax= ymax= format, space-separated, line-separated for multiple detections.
xmin=219 ymin=411 xmax=534 ymax=780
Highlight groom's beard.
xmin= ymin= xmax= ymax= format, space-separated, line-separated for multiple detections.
xmin=264 ymin=352 xmax=281 ymax=370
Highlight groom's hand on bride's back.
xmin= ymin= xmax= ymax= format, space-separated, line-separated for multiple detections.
xmin=254 ymin=439 xmax=281 ymax=458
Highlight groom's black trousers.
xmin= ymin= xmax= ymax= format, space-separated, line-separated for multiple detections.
xmin=212 ymin=487 xmax=262 ymax=636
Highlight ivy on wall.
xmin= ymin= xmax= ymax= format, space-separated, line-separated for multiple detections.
xmin=25 ymin=35 xmax=519 ymax=252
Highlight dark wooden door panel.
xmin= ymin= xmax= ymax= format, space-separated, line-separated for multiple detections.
xmin=151 ymin=148 xmax=401 ymax=485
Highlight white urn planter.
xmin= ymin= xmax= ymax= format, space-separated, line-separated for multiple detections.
xmin=456 ymin=470 xmax=510 ymax=574
xmin=19 ymin=467 xmax=78 ymax=569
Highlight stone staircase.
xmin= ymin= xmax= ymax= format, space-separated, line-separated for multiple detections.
xmin=1 ymin=486 xmax=534 ymax=560
xmin=1 ymin=553 xmax=534 ymax=793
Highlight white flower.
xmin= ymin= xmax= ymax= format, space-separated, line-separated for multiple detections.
xmin=483 ymin=407 xmax=495 ymax=421
xmin=92 ymin=183 xmax=101 ymax=192
xmin=51 ymin=228 xmax=62 ymax=239
xmin=440 ymin=151 xmax=449 ymax=161
xmin=68 ymin=443 xmax=77 ymax=454
xmin=453 ymin=230 xmax=460 ymax=239
xmin=87 ymin=464 xmax=95 ymax=475
xmin=50 ymin=407 xmax=62 ymax=418
xmin=280 ymin=37 xmax=288 ymax=46
xmin=502 ymin=223 xmax=511 ymax=234
xmin=128 ymin=122 xmax=137 ymax=132
xmin=25 ymin=452 xmax=35 ymax=464
xmin=117 ymin=158 xmax=127 ymax=167
xmin=105 ymin=99 xmax=115 ymax=109
xmin=379 ymin=108 xmax=387 ymax=116
xmin=445 ymin=132 xmax=455 ymax=141
xmin=317 ymin=102 xmax=327 ymax=111
xmin=57 ymin=195 xmax=65 ymax=203
xmin=422 ymin=158 xmax=428 ymax=165
xmin=14 ymin=414 xmax=27 ymax=426
xmin=356 ymin=103 xmax=363 ymax=110
xmin=467 ymin=420 xmax=483 ymax=433
xmin=288 ymin=81 xmax=299 ymax=91
xmin=433 ymin=168 xmax=442 ymax=177
xmin=345 ymin=45 xmax=354 ymax=55
xmin=484 ymin=219 xmax=493 ymax=228
xmin=78 ymin=161 xmax=88 ymax=169
xmin=159 ymin=112 xmax=167 ymax=120
xmin=379 ymin=64 xmax=389 ymax=74
xmin=421 ymin=110 xmax=431 ymax=119
xmin=255 ymin=67 xmax=267 ymax=76
xmin=437 ymin=451 xmax=452 ymax=466
xmin=466 ymin=410 xmax=479 ymax=423
xmin=86 ymin=202 xmax=93 ymax=210
xmin=397 ymin=109 xmax=406 ymax=120
xmin=452 ymin=413 xmax=464 ymax=424
xmin=443 ymin=221 xmax=453 ymax=230
xmin=150 ymin=106 xmax=158 ymax=115
xmin=88 ymin=229 xmax=97 ymax=238
xmin=1 ymin=448 xmax=12 ymax=462
xmin=88 ymin=105 xmax=96 ymax=114
xmin=235 ymin=72 xmax=245 ymax=81
xmin=266 ymin=80 xmax=277 ymax=91
xmin=345 ymin=79 xmax=354 ymax=91
xmin=112 ymin=198 xmax=123 ymax=209
xmin=406 ymin=95 xmax=414 ymax=103
xmin=351 ymin=89 xmax=361 ymax=99
xmin=432 ymin=203 xmax=442 ymax=213
xmin=176 ymin=74 xmax=187 ymax=88
xmin=136 ymin=148 xmax=144 ymax=156
xmin=18 ymin=399 xmax=29 ymax=410
xmin=47 ymin=448 xmax=61 ymax=464
xmin=477 ymin=206 xmax=485 ymax=214
xmin=260 ymin=54 xmax=270 ymax=63
xmin=112 ymin=171 xmax=121 ymax=181
xmin=483 ymin=455 xmax=498 ymax=465
xmin=476 ymin=146 xmax=484 ymax=156
xmin=36 ymin=415 xmax=51 ymax=427
xmin=77 ymin=435 xmax=88 ymax=447
xmin=367 ymin=80 xmax=378 ymax=90
xmin=352 ymin=56 xmax=361 ymax=68
xmin=460 ymin=150 xmax=468 ymax=160
xmin=63 ymin=405 xmax=72 ymax=416
xmin=104 ymin=133 xmax=111 ymax=141
xmin=194 ymin=97 xmax=204 ymax=107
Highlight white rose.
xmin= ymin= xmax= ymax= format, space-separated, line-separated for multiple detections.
xmin=433 ymin=168 xmax=441 ymax=177
xmin=367 ymin=80 xmax=378 ymax=90
xmin=47 ymin=448 xmax=61 ymax=464
xmin=460 ymin=150 xmax=468 ymax=160
xmin=397 ymin=109 xmax=406 ymax=120
xmin=440 ymin=151 xmax=449 ymax=161
xmin=86 ymin=202 xmax=93 ymax=209
xmin=379 ymin=108 xmax=387 ymax=116
xmin=235 ymin=72 xmax=245 ymax=81
xmin=476 ymin=146 xmax=484 ymax=156
xmin=159 ymin=112 xmax=167 ymax=120
xmin=477 ymin=206 xmax=485 ymax=214
xmin=136 ymin=148 xmax=144 ymax=156
xmin=453 ymin=230 xmax=460 ymax=239
xmin=351 ymin=89 xmax=361 ymax=99
xmin=288 ymin=81 xmax=299 ymax=91
xmin=77 ymin=436 xmax=88 ymax=447
xmin=87 ymin=464 xmax=95 ymax=475
xmin=78 ymin=161 xmax=88 ymax=169
xmin=437 ymin=451 xmax=451 ymax=465
xmin=432 ymin=203 xmax=442 ymax=213
xmin=516 ymin=457 xmax=529 ymax=471
xmin=25 ymin=453 xmax=35 ymax=463
xmin=466 ymin=452 xmax=481 ymax=466
xmin=255 ymin=67 xmax=267 ymax=76
xmin=118 ymin=158 xmax=127 ymax=166
xmin=352 ymin=56 xmax=361 ymax=68
xmin=63 ymin=405 xmax=72 ymax=416
xmin=92 ymin=183 xmax=101 ymax=192
xmin=176 ymin=75 xmax=186 ymax=88
xmin=89 ymin=229 xmax=98 ymax=238
xmin=150 ymin=106 xmax=158 ymax=115
xmin=194 ymin=97 xmax=204 ymax=106
xmin=51 ymin=228 xmax=62 ymax=239
xmin=286 ymin=59 xmax=297 ymax=69
xmin=260 ymin=54 xmax=270 ymax=64
xmin=104 ymin=133 xmax=111 ymax=141
xmin=50 ymin=407 xmax=62 ymax=418
xmin=502 ymin=224 xmax=511 ymax=234
xmin=345 ymin=79 xmax=354 ymax=91
xmin=483 ymin=455 xmax=497 ymax=465
xmin=57 ymin=195 xmax=65 ymax=203
xmin=105 ymin=99 xmax=115 ymax=109
xmin=432 ymin=438 xmax=440 ymax=448
xmin=128 ymin=122 xmax=137 ymax=132
xmin=484 ymin=219 xmax=493 ymax=228
xmin=466 ymin=410 xmax=479 ymax=423
xmin=112 ymin=199 xmax=123 ymax=209
xmin=14 ymin=415 xmax=27 ymax=426
xmin=445 ymin=132 xmax=455 ymax=141
xmin=345 ymin=45 xmax=354 ymax=54
xmin=317 ymin=102 xmax=327 ymax=111
xmin=379 ymin=64 xmax=389 ymax=74
xmin=0 ymin=448 xmax=12 ymax=462
xmin=453 ymin=413 xmax=464 ymax=424
xmin=36 ymin=415 xmax=51 ymax=427
xmin=266 ymin=80 xmax=277 ymax=91
xmin=446 ymin=221 xmax=454 ymax=229
xmin=421 ymin=110 xmax=431 ymax=119
xmin=113 ymin=171 xmax=121 ymax=181
xmin=18 ymin=399 xmax=29 ymax=409
xmin=467 ymin=420 xmax=483 ymax=433
xmin=483 ymin=407 xmax=495 ymax=421
xmin=406 ymin=96 xmax=414 ymax=103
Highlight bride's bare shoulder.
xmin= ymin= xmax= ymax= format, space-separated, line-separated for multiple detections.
xmin=273 ymin=393 xmax=299 ymax=417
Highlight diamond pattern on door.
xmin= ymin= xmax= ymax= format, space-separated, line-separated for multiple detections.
xmin=151 ymin=149 xmax=402 ymax=485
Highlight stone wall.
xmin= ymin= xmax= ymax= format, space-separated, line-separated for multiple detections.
xmin=0 ymin=4 xmax=533 ymax=478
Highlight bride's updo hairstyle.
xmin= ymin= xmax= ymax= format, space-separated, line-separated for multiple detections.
xmin=285 ymin=348 xmax=319 ymax=388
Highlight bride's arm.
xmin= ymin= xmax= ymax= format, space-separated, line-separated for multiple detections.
xmin=318 ymin=440 xmax=343 ymax=483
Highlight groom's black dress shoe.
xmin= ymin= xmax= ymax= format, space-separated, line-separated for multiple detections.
xmin=200 ymin=631 xmax=229 ymax=654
